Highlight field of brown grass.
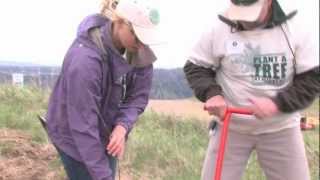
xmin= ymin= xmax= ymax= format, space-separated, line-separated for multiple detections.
xmin=147 ymin=99 xmax=212 ymax=121
xmin=147 ymin=99 xmax=319 ymax=124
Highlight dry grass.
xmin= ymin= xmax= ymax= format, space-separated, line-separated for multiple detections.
xmin=147 ymin=99 xmax=319 ymax=124
xmin=147 ymin=99 xmax=211 ymax=121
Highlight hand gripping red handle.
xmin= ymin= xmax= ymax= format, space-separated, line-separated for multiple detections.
xmin=204 ymin=107 xmax=253 ymax=180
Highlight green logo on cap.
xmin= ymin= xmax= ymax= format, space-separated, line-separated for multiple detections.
xmin=149 ymin=9 xmax=160 ymax=25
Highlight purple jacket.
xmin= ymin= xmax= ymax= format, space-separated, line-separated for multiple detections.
xmin=46 ymin=14 xmax=153 ymax=180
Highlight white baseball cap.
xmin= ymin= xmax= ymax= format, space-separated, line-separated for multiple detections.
xmin=225 ymin=0 xmax=266 ymax=22
xmin=115 ymin=0 xmax=163 ymax=45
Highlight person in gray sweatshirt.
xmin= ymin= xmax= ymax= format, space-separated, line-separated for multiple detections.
xmin=46 ymin=0 xmax=162 ymax=179
xmin=184 ymin=0 xmax=319 ymax=179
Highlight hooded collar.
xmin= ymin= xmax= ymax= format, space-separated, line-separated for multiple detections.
xmin=77 ymin=14 xmax=133 ymax=82
xmin=100 ymin=22 xmax=133 ymax=82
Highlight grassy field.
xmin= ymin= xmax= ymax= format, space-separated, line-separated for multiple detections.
xmin=0 ymin=85 xmax=318 ymax=180
xmin=0 ymin=85 xmax=49 ymax=143
xmin=122 ymin=112 xmax=208 ymax=180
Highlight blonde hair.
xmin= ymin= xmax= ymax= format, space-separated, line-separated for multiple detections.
xmin=100 ymin=0 xmax=122 ymax=21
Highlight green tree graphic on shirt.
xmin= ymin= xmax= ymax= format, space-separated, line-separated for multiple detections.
xmin=230 ymin=42 xmax=288 ymax=86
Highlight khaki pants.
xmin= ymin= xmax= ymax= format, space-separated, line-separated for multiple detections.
xmin=201 ymin=125 xmax=310 ymax=180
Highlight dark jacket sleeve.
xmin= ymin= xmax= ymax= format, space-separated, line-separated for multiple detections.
xmin=272 ymin=67 xmax=320 ymax=113
xmin=183 ymin=60 xmax=223 ymax=102
xmin=115 ymin=65 xmax=153 ymax=134
xmin=66 ymin=55 xmax=113 ymax=180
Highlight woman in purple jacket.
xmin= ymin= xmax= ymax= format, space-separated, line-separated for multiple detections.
xmin=46 ymin=0 xmax=162 ymax=179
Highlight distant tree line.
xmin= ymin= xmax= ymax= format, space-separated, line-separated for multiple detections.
xmin=0 ymin=64 xmax=193 ymax=99
xmin=151 ymin=68 xmax=193 ymax=99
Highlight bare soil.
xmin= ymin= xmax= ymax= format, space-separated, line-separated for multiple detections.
xmin=0 ymin=129 xmax=134 ymax=180
xmin=0 ymin=129 xmax=63 ymax=180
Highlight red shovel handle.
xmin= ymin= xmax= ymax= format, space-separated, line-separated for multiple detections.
xmin=203 ymin=106 xmax=252 ymax=115
xmin=213 ymin=107 xmax=253 ymax=180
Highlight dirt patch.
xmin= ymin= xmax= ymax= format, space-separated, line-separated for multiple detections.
xmin=0 ymin=129 xmax=64 ymax=180
xmin=0 ymin=129 xmax=134 ymax=180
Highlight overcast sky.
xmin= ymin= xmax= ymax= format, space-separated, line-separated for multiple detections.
xmin=0 ymin=0 xmax=318 ymax=68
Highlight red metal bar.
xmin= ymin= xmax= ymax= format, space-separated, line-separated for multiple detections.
xmin=214 ymin=110 xmax=231 ymax=180
xmin=227 ymin=107 xmax=253 ymax=115
xmin=213 ymin=107 xmax=253 ymax=180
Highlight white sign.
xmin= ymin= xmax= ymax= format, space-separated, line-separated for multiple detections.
xmin=12 ymin=73 xmax=24 ymax=87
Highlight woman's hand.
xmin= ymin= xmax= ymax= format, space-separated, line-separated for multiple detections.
xmin=106 ymin=125 xmax=127 ymax=158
